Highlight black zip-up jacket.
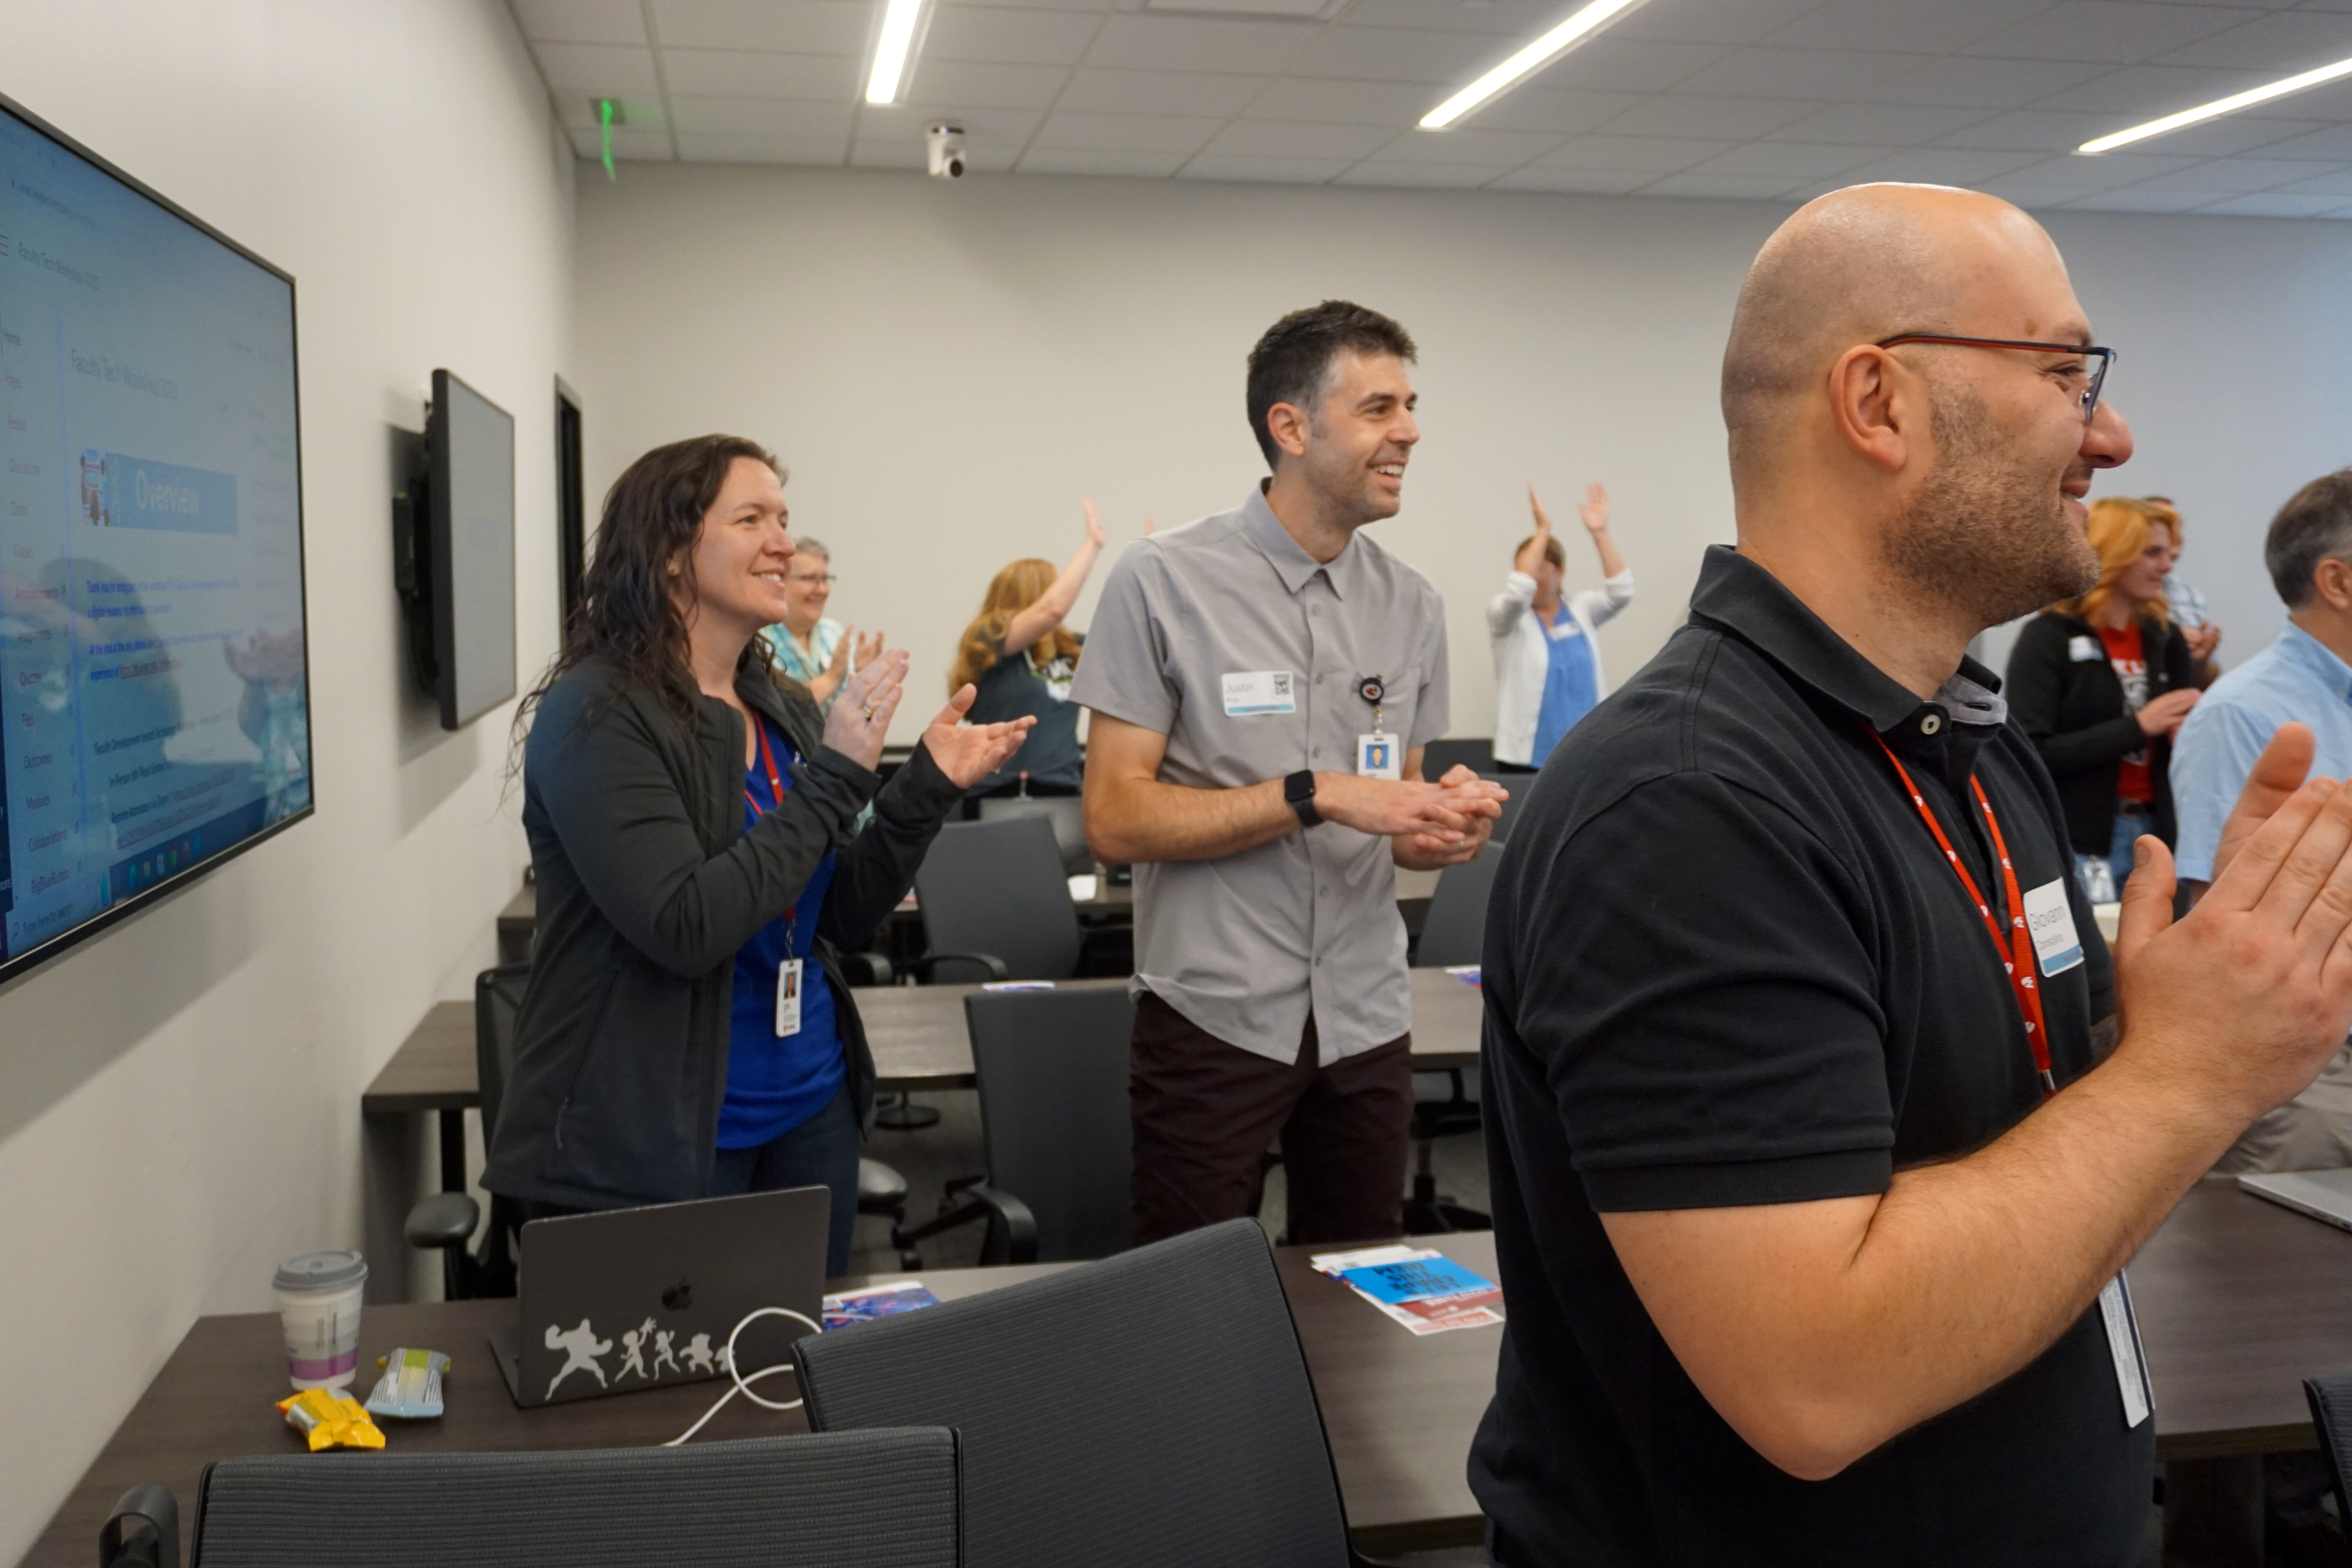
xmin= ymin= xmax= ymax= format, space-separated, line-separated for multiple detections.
xmin=483 ymin=653 xmax=962 ymax=1211
xmin=2005 ymin=609 xmax=2196 ymax=857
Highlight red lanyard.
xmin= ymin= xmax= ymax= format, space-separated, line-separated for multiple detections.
xmin=744 ymin=718 xmax=797 ymax=935
xmin=1866 ymin=729 xmax=2056 ymax=1099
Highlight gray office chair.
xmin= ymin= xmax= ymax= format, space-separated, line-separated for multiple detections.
xmin=1405 ymin=849 xmax=1503 ymax=1234
xmin=98 ymin=1430 xmax=961 ymax=1568
xmin=1419 ymin=737 xmax=1495 ymax=780
xmin=797 ymin=1218 xmax=1410 ymax=1568
xmin=2306 ymin=1374 xmax=2352 ymax=1528
xmin=405 ymin=962 xmax=530 ymax=1299
xmin=892 ymin=987 xmax=1135 ymax=1266
xmin=910 ymin=816 xmax=1082 ymax=984
xmin=974 ymin=793 xmax=1091 ymax=875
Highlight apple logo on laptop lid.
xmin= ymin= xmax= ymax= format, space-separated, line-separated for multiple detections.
xmin=661 ymin=1277 xmax=693 ymax=1314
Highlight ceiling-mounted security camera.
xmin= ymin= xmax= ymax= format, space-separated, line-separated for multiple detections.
xmin=926 ymin=121 xmax=967 ymax=180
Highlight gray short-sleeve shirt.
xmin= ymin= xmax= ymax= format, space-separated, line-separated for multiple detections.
xmin=1072 ymin=485 xmax=1451 ymax=1065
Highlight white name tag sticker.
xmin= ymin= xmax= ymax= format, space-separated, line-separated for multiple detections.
xmin=2069 ymin=635 xmax=2101 ymax=662
xmin=1356 ymin=733 xmax=1401 ymax=780
xmin=1222 ymin=670 xmax=1297 ymax=716
xmin=2022 ymin=878 xmax=2084 ymax=976
xmin=2098 ymin=1272 xmax=2152 ymax=1428
xmin=775 ymin=958 xmax=803 ymax=1037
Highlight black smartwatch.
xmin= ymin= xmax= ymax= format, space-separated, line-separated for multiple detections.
xmin=1284 ymin=769 xmax=1321 ymax=829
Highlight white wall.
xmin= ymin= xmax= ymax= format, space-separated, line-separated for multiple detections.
xmin=576 ymin=165 xmax=2352 ymax=740
xmin=0 ymin=2 xmax=570 ymax=1555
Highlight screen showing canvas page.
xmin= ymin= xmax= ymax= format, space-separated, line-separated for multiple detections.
xmin=0 ymin=107 xmax=308 ymax=968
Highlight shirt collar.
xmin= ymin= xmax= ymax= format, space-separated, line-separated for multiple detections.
xmin=1242 ymin=482 xmax=1360 ymax=600
xmin=2278 ymin=621 xmax=2352 ymax=704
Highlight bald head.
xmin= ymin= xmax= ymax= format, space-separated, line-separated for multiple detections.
xmin=1721 ymin=185 xmax=2071 ymax=494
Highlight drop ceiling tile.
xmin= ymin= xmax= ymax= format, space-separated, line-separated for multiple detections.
xmin=2196 ymin=189 xmax=2352 ymax=212
xmin=1608 ymin=0 xmax=1832 ymax=47
xmin=1488 ymin=165 xmax=1655 ymax=193
xmin=1592 ymin=93 xmax=1827 ymax=140
xmin=1764 ymin=102 xmax=1998 ymax=145
xmin=2042 ymin=63 xmax=2275 ymax=112
xmin=2124 ymin=154 xmax=2322 ymax=186
xmin=844 ymin=134 xmax=1020 ymax=170
xmin=673 ymin=133 xmax=852 ymax=164
xmin=1341 ymin=0 xmax=1575 ymax=37
xmin=1288 ymin=25 xmax=1522 ymax=85
xmin=1178 ymin=152 xmax=1351 ymax=181
xmin=1202 ymin=119 xmax=1398 ymax=158
xmin=925 ymin=7 xmax=1106 ymax=65
xmin=1465 ymin=86 xmax=1647 ymax=136
xmin=1053 ymin=67 xmax=1268 ymax=116
xmin=1958 ymin=3 xmax=2266 ymax=65
xmin=1525 ymin=38 xmax=1735 ymax=94
xmin=667 ymin=96 xmax=858 ymax=136
xmin=2272 ymin=163 xmax=2352 ymax=193
xmin=936 ymin=0 xmax=1116 ymax=10
xmin=1639 ymin=169 xmax=1814 ymax=199
xmin=855 ymin=103 xmax=1046 ymax=146
xmin=514 ymin=0 xmax=648 ymax=46
xmin=1336 ymin=161 xmax=1510 ymax=187
xmin=1533 ymin=133 xmax=1736 ymax=172
xmin=904 ymin=59 xmax=1073 ymax=109
xmin=1935 ymin=108 xmax=2151 ymax=151
xmin=2239 ymin=121 xmax=2352 ymax=157
xmin=1833 ymin=147 xmax=2050 ymax=182
xmin=559 ymin=94 xmax=668 ymax=130
xmin=1082 ymin=15 xmax=1318 ymax=71
xmin=1673 ymin=48 xmax=1941 ymax=102
xmin=1030 ymin=110 xmax=1226 ymax=151
xmin=1691 ymin=140 xmax=1889 ymax=178
xmin=568 ymin=126 xmax=675 ymax=160
xmin=649 ymin=0 xmax=874 ymax=54
xmin=1382 ymin=125 xmax=1558 ymax=163
xmin=2065 ymin=185 xmax=2229 ymax=209
xmin=2151 ymin=8 xmax=2352 ymax=67
xmin=2135 ymin=114 xmax=2331 ymax=154
xmin=1975 ymin=151 xmax=2205 ymax=189
xmin=530 ymin=40 xmax=660 ymax=93
xmin=661 ymin=50 xmax=863 ymax=97
xmin=1016 ymin=146 xmax=1192 ymax=174
xmin=1851 ymin=56 xmax=2112 ymax=109
xmin=2250 ymin=79 xmax=2352 ymax=123
xmin=1764 ymin=0 xmax=2055 ymax=54
xmin=1244 ymin=77 xmax=1432 ymax=123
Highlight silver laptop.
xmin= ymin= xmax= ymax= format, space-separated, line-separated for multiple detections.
xmin=489 ymin=1187 xmax=829 ymax=1408
xmin=2238 ymin=1168 xmax=2352 ymax=1232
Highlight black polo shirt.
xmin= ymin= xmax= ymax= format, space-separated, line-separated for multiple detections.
xmin=1471 ymin=546 xmax=2147 ymax=1568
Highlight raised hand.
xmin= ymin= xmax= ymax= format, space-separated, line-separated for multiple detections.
xmin=922 ymin=683 xmax=1036 ymax=789
xmin=820 ymin=648 xmax=909 ymax=772
xmin=852 ymin=628 xmax=885 ymax=670
xmin=1082 ymin=499 xmax=1106 ymax=551
xmin=1143 ymin=518 xmax=1157 ymax=537
xmin=823 ymin=632 xmax=853 ymax=681
xmin=2187 ymin=621 xmax=2223 ymax=663
xmin=1516 ymin=485 xmax=1555 ymax=578
xmin=1580 ymin=481 xmax=1611 ymax=535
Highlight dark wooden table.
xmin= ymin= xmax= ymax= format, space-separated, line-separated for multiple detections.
xmin=29 ymin=1181 xmax=2352 ymax=1565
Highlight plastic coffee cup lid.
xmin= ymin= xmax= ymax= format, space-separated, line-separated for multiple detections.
xmin=273 ymin=1250 xmax=368 ymax=1293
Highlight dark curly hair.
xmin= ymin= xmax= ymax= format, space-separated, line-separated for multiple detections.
xmin=512 ymin=434 xmax=786 ymax=764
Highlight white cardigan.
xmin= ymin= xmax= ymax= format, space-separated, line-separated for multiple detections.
xmin=1487 ymin=568 xmax=1636 ymax=766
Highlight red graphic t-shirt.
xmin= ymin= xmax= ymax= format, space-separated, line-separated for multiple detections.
xmin=2098 ymin=622 xmax=2153 ymax=804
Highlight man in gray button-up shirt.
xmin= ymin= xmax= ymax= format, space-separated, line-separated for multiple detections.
xmin=1076 ymin=301 xmax=1505 ymax=1246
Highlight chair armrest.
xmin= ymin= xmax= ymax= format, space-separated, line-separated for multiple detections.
xmin=837 ymin=951 xmax=894 ymax=987
xmin=891 ymin=1182 xmax=1038 ymax=1265
xmin=404 ymin=1191 xmax=481 ymax=1250
xmin=902 ymin=952 xmax=1011 ymax=982
xmin=100 ymin=1485 xmax=178 ymax=1568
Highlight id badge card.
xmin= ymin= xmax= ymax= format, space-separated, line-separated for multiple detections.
xmin=775 ymin=958 xmax=804 ymax=1037
xmin=1356 ymin=733 xmax=1401 ymax=780
xmin=2098 ymin=1272 xmax=2152 ymax=1428
xmin=2022 ymin=877 xmax=2085 ymax=975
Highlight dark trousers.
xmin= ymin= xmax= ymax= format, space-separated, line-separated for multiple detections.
xmin=1131 ymin=992 xmax=1414 ymax=1248
xmin=710 ymin=1083 xmax=862 ymax=1277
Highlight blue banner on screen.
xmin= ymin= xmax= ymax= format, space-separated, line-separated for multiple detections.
xmin=0 ymin=103 xmax=310 ymax=977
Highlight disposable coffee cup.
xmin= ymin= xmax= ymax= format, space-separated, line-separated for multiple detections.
xmin=274 ymin=1250 xmax=367 ymax=1391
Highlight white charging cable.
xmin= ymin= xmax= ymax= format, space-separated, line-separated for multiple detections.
xmin=663 ymin=1305 xmax=824 ymax=1446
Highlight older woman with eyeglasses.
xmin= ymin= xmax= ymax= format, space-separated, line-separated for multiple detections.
xmin=761 ymin=537 xmax=880 ymax=712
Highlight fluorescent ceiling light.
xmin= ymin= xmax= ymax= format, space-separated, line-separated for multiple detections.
xmin=2078 ymin=54 xmax=2352 ymax=153
xmin=1420 ymin=0 xmax=1650 ymax=131
xmin=865 ymin=0 xmax=924 ymax=105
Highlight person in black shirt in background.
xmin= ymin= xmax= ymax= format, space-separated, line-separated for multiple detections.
xmin=1472 ymin=183 xmax=2352 ymax=1567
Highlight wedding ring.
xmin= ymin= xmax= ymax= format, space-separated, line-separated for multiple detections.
xmin=862 ymin=704 xmax=877 ymax=720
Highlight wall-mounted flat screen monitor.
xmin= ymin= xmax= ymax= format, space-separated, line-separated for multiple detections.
xmin=0 ymin=94 xmax=310 ymax=987
xmin=426 ymin=369 xmax=515 ymax=730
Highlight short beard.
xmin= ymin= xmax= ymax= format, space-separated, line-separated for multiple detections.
xmin=1882 ymin=380 xmax=2098 ymax=632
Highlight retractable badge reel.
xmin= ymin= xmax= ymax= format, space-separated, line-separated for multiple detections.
xmin=1355 ymin=676 xmax=1400 ymax=780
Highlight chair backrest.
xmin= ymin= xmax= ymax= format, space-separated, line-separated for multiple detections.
xmin=1414 ymin=845 xmax=1505 ymax=970
xmin=2308 ymin=1374 xmax=2352 ymax=1530
xmin=913 ymin=817 xmax=1080 ymax=982
xmin=974 ymin=795 xmax=1091 ymax=875
xmin=795 ymin=1218 xmax=1349 ymax=1568
xmin=965 ymin=987 xmax=1135 ymax=1262
xmin=475 ymin=962 xmax=532 ymax=1138
xmin=190 ymin=1429 xmax=960 ymax=1568
xmin=1419 ymin=737 xmax=1495 ymax=780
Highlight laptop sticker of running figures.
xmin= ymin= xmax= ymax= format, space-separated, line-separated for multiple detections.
xmin=616 ymin=1318 xmax=654 ymax=1382
xmin=682 ymin=1332 xmax=718 ymax=1374
xmin=544 ymin=1319 xmax=613 ymax=1397
xmin=653 ymin=1328 xmax=680 ymax=1375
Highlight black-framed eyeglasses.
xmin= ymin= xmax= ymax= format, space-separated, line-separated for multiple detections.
xmin=1875 ymin=333 xmax=2115 ymax=423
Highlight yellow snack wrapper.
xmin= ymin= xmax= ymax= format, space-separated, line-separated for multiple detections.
xmin=276 ymin=1387 xmax=386 ymax=1451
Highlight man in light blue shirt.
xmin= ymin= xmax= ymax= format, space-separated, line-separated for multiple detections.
xmin=2171 ymin=466 xmax=2352 ymax=1176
